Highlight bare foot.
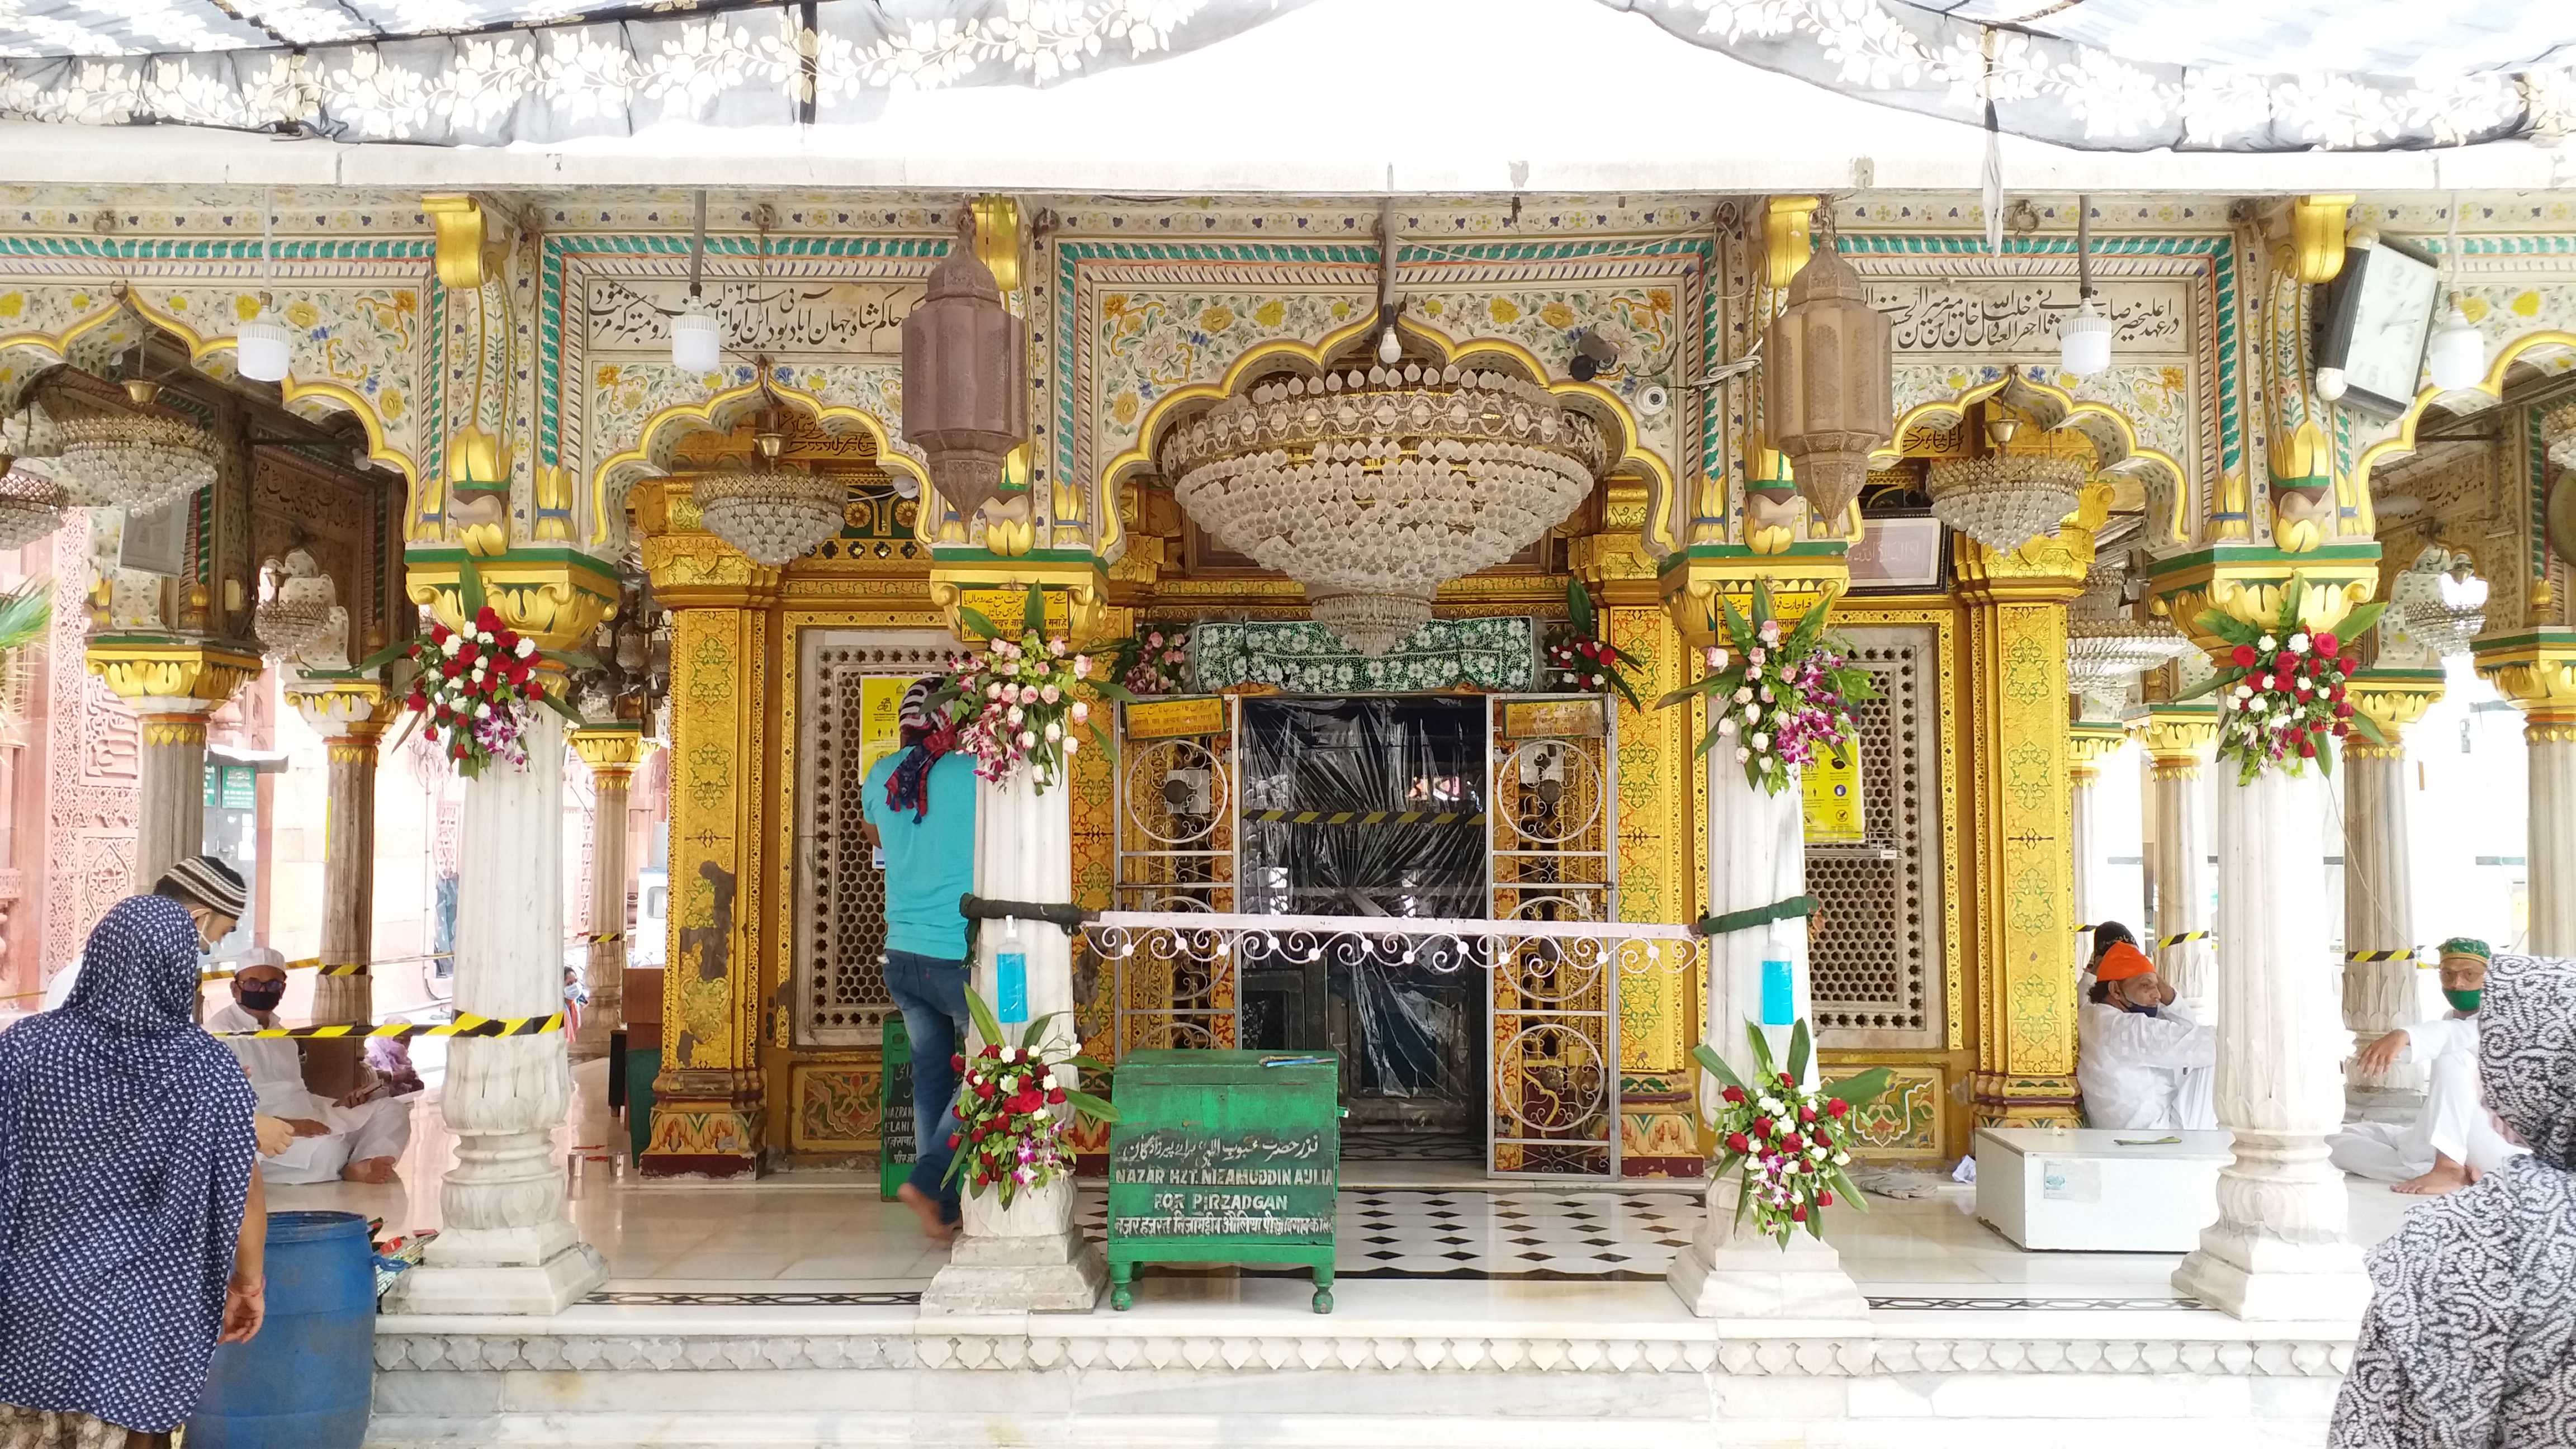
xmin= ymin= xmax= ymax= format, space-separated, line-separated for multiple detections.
xmin=896 ymin=1182 xmax=956 ymax=1242
xmin=2393 ymin=1157 xmax=2476 ymax=1195
xmin=341 ymin=1157 xmax=399 ymax=1184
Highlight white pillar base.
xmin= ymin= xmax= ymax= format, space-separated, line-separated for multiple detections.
xmin=922 ymin=1180 xmax=1105 ymax=1315
xmin=385 ymin=1233 xmax=608 ymax=1317
xmin=1664 ymin=1177 xmax=1873 ymax=1332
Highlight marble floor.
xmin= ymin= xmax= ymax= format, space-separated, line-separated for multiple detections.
xmin=276 ymin=1056 xmax=2422 ymax=1327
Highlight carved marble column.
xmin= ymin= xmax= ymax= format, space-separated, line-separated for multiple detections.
xmin=2141 ymin=705 xmax=2218 ymax=1021
xmin=2339 ymin=669 xmax=2444 ymax=1116
xmin=288 ymin=676 xmax=395 ymax=1097
xmin=2476 ymin=632 xmax=2576 ymax=955
xmin=1665 ymin=754 xmax=1871 ymax=1329
xmin=2171 ymin=765 xmax=2368 ymax=1320
xmin=2067 ymin=719 xmax=2128 ymax=935
xmin=87 ymin=643 xmax=263 ymax=892
xmin=385 ymin=555 xmax=614 ymax=1315
xmin=921 ymin=765 xmax=1110 ymax=1315
xmin=569 ymin=724 xmax=646 ymax=1063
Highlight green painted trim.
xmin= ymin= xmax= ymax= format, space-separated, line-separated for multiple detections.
xmin=401 ymin=546 xmax=623 ymax=586
xmin=1655 ymin=539 xmax=1852 ymax=577
xmin=925 ymin=547 xmax=1107 ymax=567
xmin=2144 ymin=543 xmax=2383 ymax=575
xmin=0 ymin=237 xmax=432 ymax=262
xmin=2469 ymin=627 xmax=2576 ymax=651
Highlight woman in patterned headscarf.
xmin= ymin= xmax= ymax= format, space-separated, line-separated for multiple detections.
xmin=0 ymin=896 xmax=266 ymax=1448
xmin=2329 ymin=951 xmax=2576 ymax=1448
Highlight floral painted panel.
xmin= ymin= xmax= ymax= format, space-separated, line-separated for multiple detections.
xmin=1187 ymin=617 xmax=1536 ymax=694
xmin=1893 ymin=359 xmax=2195 ymax=466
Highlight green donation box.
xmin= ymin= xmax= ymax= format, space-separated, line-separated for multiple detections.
xmin=1105 ymin=1049 xmax=1341 ymax=1314
xmin=879 ymin=1012 xmax=917 ymax=1200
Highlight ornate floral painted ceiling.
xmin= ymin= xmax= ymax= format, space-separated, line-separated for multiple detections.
xmin=0 ymin=0 xmax=2568 ymax=152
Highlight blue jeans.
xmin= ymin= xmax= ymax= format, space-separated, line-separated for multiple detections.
xmin=884 ymin=948 xmax=968 ymax=1224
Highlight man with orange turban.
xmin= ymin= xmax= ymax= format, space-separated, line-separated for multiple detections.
xmin=2076 ymin=941 xmax=2217 ymax=1131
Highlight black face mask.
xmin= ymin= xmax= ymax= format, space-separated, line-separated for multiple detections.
xmin=237 ymin=982 xmax=287 ymax=1012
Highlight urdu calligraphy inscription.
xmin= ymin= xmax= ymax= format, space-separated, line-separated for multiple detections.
xmin=1868 ymin=280 xmax=2193 ymax=356
xmin=586 ymin=277 xmax=925 ymax=355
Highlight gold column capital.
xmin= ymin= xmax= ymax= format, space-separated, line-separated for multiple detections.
xmin=287 ymin=676 xmax=397 ymax=741
xmin=2141 ymin=703 xmax=2219 ymax=778
xmin=2068 ymin=718 xmax=2129 ymax=783
xmin=2290 ymin=196 xmax=2356 ymax=285
xmin=571 ymin=722 xmax=650 ymax=781
xmin=1569 ymin=477 xmax=1660 ymax=608
xmin=2145 ymin=544 xmax=2382 ymax=650
xmin=2345 ymin=665 xmax=2446 ymax=752
xmin=926 ymin=556 xmax=1119 ymax=646
xmin=2473 ymin=627 xmax=2576 ymax=733
xmin=422 ymin=193 xmax=506 ymax=290
xmin=1763 ymin=195 xmax=1822 ymax=290
xmin=86 ymin=640 xmax=263 ymax=712
xmin=405 ymin=547 xmax=622 ymax=654
xmin=1652 ymin=543 xmax=1850 ymax=649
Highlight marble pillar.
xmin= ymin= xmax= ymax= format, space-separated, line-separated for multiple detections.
xmin=2337 ymin=673 xmax=2441 ymax=1117
xmin=290 ymin=679 xmax=395 ymax=1097
xmin=922 ymin=766 xmax=1107 ymax=1315
xmin=2170 ymin=767 xmax=2368 ymax=1322
xmin=570 ymin=725 xmax=646 ymax=1063
xmin=386 ymin=705 xmax=608 ymax=1314
xmin=2142 ymin=707 xmax=2218 ymax=1021
xmin=1665 ymin=757 xmax=1870 ymax=1329
xmin=86 ymin=643 xmax=264 ymax=892
xmin=2476 ymin=632 xmax=2576 ymax=956
xmin=2067 ymin=720 xmax=2128 ymax=935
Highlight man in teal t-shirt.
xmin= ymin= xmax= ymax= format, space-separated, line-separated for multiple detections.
xmin=861 ymin=679 xmax=979 ymax=1239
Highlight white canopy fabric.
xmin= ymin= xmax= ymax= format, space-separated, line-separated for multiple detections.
xmin=0 ymin=0 xmax=2570 ymax=154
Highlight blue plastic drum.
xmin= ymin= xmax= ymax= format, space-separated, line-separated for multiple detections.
xmin=186 ymin=1209 xmax=376 ymax=1448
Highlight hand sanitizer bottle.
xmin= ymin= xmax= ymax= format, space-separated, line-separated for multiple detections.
xmin=997 ymin=916 xmax=1029 ymax=1026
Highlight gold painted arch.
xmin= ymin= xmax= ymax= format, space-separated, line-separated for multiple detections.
xmin=1102 ymin=314 xmax=1680 ymax=563
xmin=0 ymin=293 xmax=419 ymax=491
xmin=2350 ymin=329 xmax=2576 ymax=494
xmin=1876 ymin=371 xmax=2193 ymax=544
xmin=591 ymin=375 xmax=930 ymax=548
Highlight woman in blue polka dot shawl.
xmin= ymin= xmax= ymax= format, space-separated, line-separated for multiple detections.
xmin=0 ymin=895 xmax=265 ymax=1447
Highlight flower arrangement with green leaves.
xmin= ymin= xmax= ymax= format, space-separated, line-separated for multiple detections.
xmin=358 ymin=561 xmax=587 ymax=780
xmin=1658 ymin=581 xmax=1878 ymax=795
xmin=1543 ymin=579 xmax=1647 ymax=709
xmin=1111 ymin=624 xmax=1190 ymax=697
xmin=1693 ymin=1020 xmax=1893 ymax=1244
xmin=2177 ymin=575 xmax=2388 ymax=784
xmin=943 ymin=986 xmax=1117 ymax=1208
xmin=951 ymin=587 xmax=1132 ymax=792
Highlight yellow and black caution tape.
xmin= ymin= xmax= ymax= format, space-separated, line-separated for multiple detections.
xmin=2157 ymin=930 xmax=2213 ymax=949
xmin=202 ymin=958 xmax=372 ymax=983
xmin=1241 ymin=809 xmax=1486 ymax=826
xmin=580 ymin=932 xmax=624 ymax=944
xmin=2345 ymin=948 xmax=2420 ymax=963
xmin=207 ymin=1011 xmax=566 ymax=1040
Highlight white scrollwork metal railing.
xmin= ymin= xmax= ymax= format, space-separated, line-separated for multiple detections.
xmin=1077 ymin=911 xmax=1704 ymax=1180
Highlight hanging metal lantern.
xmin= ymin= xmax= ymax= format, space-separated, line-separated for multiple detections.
xmin=901 ymin=210 xmax=1025 ymax=516
xmin=1763 ymin=238 xmax=1892 ymax=525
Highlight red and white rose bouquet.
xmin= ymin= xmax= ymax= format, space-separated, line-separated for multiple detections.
xmin=1693 ymin=1020 xmax=1892 ymax=1244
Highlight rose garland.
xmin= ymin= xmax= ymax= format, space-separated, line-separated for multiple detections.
xmin=2181 ymin=575 xmax=2388 ymax=784
xmin=1693 ymin=1021 xmax=1892 ymax=1245
xmin=362 ymin=561 xmax=584 ymax=779
xmin=951 ymin=588 xmax=1133 ymax=792
xmin=944 ymin=987 xmax=1117 ymax=1209
xmin=1659 ymin=581 xmax=1878 ymax=795
xmin=1543 ymin=579 xmax=1646 ymax=709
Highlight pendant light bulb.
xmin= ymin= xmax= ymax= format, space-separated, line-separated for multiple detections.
xmin=2057 ymin=297 xmax=2112 ymax=377
xmin=2427 ymin=300 xmax=2485 ymax=392
xmin=671 ymin=303 xmax=722 ymax=374
xmin=1377 ymin=324 xmax=1402 ymax=366
xmin=236 ymin=315 xmax=291 ymax=383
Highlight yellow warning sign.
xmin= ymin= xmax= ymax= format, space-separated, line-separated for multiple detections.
xmin=1801 ymin=747 xmax=1864 ymax=844
xmin=859 ymin=676 xmax=911 ymax=781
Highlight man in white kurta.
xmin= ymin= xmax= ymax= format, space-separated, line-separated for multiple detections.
xmin=2329 ymin=938 xmax=2525 ymax=1195
xmin=2077 ymin=941 xmax=2218 ymax=1131
xmin=210 ymin=954 xmax=413 ymax=1185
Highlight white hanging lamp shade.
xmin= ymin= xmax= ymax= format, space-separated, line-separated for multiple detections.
xmin=2426 ymin=303 xmax=2485 ymax=391
xmin=236 ymin=315 xmax=292 ymax=383
xmin=671 ymin=307 xmax=722 ymax=373
xmin=2057 ymin=298 xmax=2113 ymax=377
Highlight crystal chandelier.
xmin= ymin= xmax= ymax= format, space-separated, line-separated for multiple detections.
xmin=692 ymin=419 xmax=845 ymax=567
xmin=54 ymin=382 xmax=217 ymax=513
xmin=2399 ymin=564 xmax=2488 ymax=657
xmin=1162 ymin=361 xmax=1606 ymax=655
xmin=253 ymin=551 xmax=335 ymax=660
xmin=2066 ymin=618 xmax=2196 ymax=716
xmin=0 ymin=464 xmax=65 ymax=551
xmin=1925 ymin=401 xmax=2086 ymax=555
